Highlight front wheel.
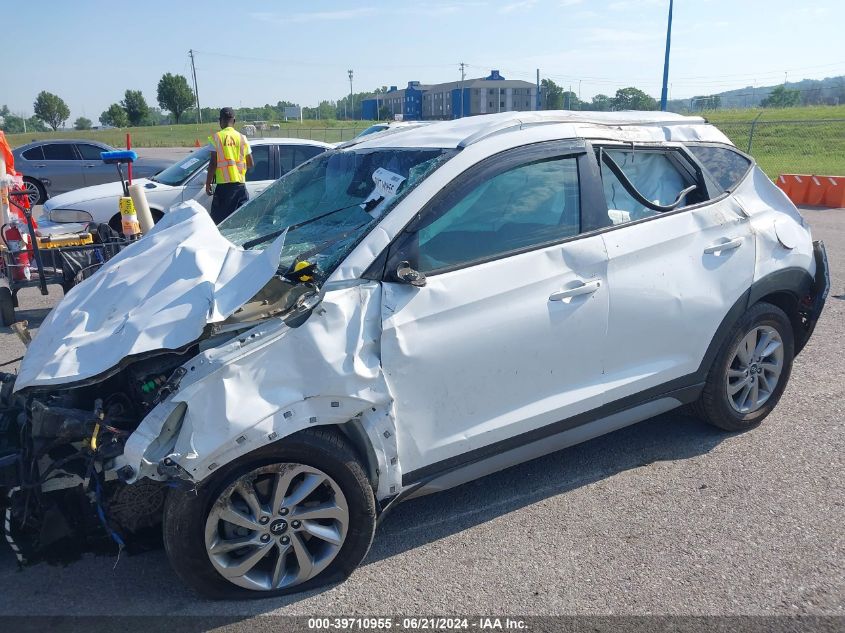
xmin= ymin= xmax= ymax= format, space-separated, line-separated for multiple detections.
xmin=163 ymin=428 xmax=376 ymax=599
xmin=22 ymin=178 xmax=46 ymax=206
xmin=692 ymin=301 xmax=794 ymax=432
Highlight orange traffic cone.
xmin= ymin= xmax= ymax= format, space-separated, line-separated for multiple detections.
xmin=194 ymin=139 xmax=201 ymax=147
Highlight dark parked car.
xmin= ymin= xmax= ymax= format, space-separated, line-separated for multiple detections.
xmin=12 ymin=139 xmax=174 ymax=205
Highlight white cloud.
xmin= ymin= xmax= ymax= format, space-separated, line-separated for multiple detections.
xmin=560 ymin=0 xmax=584 ymax=6
xmin=499 ymin=0 xmax=537 ymax=14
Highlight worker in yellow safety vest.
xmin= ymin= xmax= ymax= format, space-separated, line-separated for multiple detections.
xmin=205 ymin=107 xmax=254 ymax=223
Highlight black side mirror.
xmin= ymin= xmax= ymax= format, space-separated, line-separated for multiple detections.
xmin=396 ymin=261 xmax=426 ymax=287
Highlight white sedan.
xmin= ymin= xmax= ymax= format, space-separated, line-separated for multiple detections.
xmin=40 ymin=138 xmax=333 ymax=230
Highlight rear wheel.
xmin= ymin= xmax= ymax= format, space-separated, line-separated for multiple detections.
xmin=692 ymin=302 xmax=794 ymax=431
xmin=163 ymin=428 xmax=376 ymax=599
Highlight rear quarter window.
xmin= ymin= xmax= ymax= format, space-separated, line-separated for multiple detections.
xmin=686 ymin=144 xmax=752 ymax=192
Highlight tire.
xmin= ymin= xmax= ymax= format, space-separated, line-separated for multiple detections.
xmin=22 ymin=177 xmax=46 ymax=206
xmin=0 ymin=287 xmax=14 ymax=326
xmin=163 ymin=427 xmax=376 ymax=599
xmin=691 ymin=301 xmax=794 ymax=432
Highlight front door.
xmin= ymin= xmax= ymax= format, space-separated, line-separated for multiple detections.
xmin=380 ymin=143 xmax=612 ymax=480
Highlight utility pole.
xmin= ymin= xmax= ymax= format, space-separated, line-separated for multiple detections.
xmin=660 ymin=0 xmax=673 ymax=111
xmin=536 ymin=69 xmax=541 ymax=110
xmin=348 ymin=69 xmax=354 ymax=121
xmin=459 ymin=62 xmax=466 ymax=118
xmin=189 ymin=49 xmax=202 ymax=124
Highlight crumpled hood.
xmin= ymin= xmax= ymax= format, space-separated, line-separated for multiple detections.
xmin=15 ymin=201 xmax=286 ymax=391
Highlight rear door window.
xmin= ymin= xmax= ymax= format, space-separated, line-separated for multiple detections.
xmin=597 ymin=147 xmax=705 ymax=226
xmin=21 ymin=146 xmax=44 ymax=161
xmin=42 ymin=144 xmax=77 ymax=160
xmin=685 ymin=144 xmax=752 ymax=192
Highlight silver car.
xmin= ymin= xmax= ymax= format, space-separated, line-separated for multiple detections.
xmin=12 ymin=139 xmax=173 ymax=205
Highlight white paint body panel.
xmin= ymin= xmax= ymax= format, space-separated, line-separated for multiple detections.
xmin=19 ymin=112 xmax=817 ymax=503
xmin=381 ymin=234 xmax=609 ymax=475
xmin=599 ymin=196 xmax=756 ymax=400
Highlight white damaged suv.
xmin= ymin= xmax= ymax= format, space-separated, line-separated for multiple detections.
xmin=0 ymin=111 xmax=829 ymax=598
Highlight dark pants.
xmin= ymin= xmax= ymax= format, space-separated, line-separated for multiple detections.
xmin=210 ymin=183 xmax=249 ymax=224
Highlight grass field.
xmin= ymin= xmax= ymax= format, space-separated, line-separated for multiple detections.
xmin=6 ymin=120 xmax=376 ymax=148
xmin=700 ymin=106 xmax=845 ymax=177
xmin=7 ymin=105 xmax=845 ymax=177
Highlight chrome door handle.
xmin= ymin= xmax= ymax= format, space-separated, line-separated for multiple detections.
xmin=84 ymin=164 xmax=96 ymax=168
xmin=704 ymin=237 xmax=743 ymax=255
xmin=35 ymin=164 xmax=46 ymax=168
xmin=549 ymin=280 xmax=601 ymax=301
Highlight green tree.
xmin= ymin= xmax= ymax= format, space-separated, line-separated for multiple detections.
xmin=590 ymin=94 xmax=612 ymax=111
xmin=561 ymin=91 xmax=582 ymax=110
xmin=541 ymin=79 xmax=564 ymax=109
xmin=761 ymin=85 xmax=801 ymax=108
xmin=121 ymin=89 xmax=150 ymax=126
xmin=610 ymin=87 xmax=658 ymax=111
xmin=33 ymin=90 xmax=70 ymax=130
xmin=74 ymin=116 xmax=92 ymax=130
xmin=100 ymin=103 xmax=128 ymax=127
xmin=156 ymin=73 xmax=194 ymax=124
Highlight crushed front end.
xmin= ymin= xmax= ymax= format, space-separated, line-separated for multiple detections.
xmin=0 ymin=349 xmax=194 ymax=564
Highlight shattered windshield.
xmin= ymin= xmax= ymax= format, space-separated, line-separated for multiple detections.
xmin=218 ymin=147 xmax=455 ymax=279
xmin=152 ymin=146 xmax=213 ymax=186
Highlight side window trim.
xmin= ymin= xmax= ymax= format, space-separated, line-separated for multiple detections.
xmin=384 ymin=140 xmax=592 ymax=278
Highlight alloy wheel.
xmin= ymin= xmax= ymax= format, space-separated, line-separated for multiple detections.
xmin=725 ymin=325 xmax=784 ymax=414
xmin=204 ymin=463 xmax=349 ymax=591
xmin=23 ymin=181 xmax=41 ymax=206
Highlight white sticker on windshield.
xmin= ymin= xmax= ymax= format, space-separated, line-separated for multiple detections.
xmin=362 ymin=167 xmax=406 ymax=212
xmin=179 ymin=157 xmax=200 ymax=170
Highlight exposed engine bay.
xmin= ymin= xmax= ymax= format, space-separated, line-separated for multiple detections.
xmin=0 ymin=270 xmax=320 ymax=565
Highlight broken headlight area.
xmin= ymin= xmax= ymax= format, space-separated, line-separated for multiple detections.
xmin=0 ymin=348 xmax=194 ymax=565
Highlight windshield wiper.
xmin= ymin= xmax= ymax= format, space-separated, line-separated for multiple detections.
xmin=241 ymin=201 xmax=368 ymax=250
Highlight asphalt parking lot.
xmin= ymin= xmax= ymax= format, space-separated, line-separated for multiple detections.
xmin=0 ymin=208 xmax=842 ymax=620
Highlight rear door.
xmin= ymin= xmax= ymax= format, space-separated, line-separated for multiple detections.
xmin=595 ymin=143 xmax=756 ymax=403
xmin=380 ymin=141 xmax=613 ymax=479
xmin=77 ymin=143 xmax=115 ymax=186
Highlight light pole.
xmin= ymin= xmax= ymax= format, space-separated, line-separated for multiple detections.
xmin=348 ymin=70 xmax=354 ymax=120
xmin=660 ymin=0 xmax=673 ymax=111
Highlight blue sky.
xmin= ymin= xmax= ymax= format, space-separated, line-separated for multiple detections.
xmin=6 ymin=0 xmax=844 ymax=123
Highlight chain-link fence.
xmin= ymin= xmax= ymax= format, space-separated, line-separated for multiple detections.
xmin=257 ymin=125 xmax=371 ymax=144
xmin=712 ymin=119 xmax=845 ymax=179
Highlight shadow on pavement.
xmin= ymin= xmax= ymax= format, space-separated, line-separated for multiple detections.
xmin=368 ymin=411 xmax=726 ymax=565
xmin=0 ymin=410 xmax=729 ymax=615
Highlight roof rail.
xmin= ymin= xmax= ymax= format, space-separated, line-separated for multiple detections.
xmin=457 ymin=112 xmax=707 ymax=149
